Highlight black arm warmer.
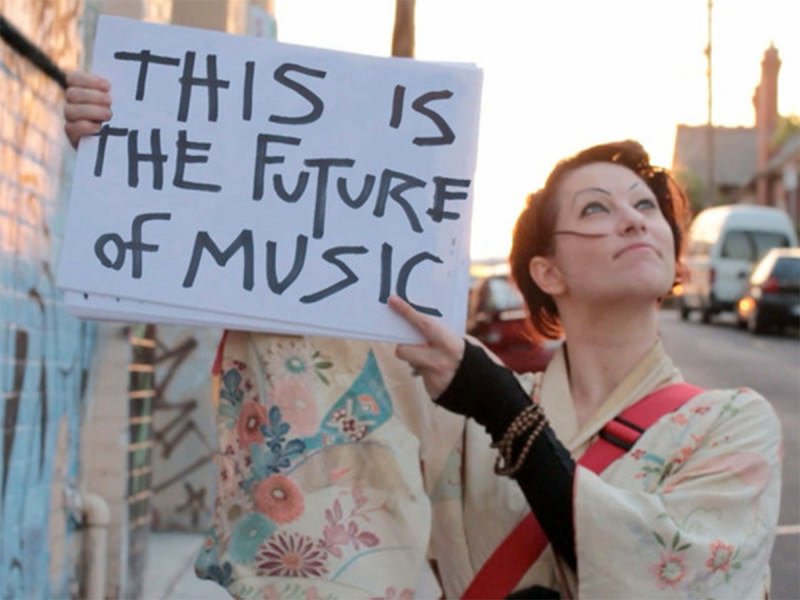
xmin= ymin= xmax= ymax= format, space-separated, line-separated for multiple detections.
xmin=436 ymin=341 xmax=578 ymax=570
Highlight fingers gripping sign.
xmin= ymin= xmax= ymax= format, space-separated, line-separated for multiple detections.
xmin=388 ymin=295 xmax=465 ymax=400
xmin=64 ymin=70 xmax=113 ymax=149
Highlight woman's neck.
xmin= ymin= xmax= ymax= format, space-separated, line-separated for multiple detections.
xmin=559 ymin=304 xmax=660 ymax=428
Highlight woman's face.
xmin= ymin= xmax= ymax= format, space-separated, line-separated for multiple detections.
xmin=543 ymin=161 xmax=676 ymax=304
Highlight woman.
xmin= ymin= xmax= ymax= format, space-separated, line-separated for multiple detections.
xmin=65 ymin=73 xmax=781 ymax=599
xmin=389 ymin=141 xmax=782 ymax=598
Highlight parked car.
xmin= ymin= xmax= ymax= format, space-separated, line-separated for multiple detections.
xmin=466 ymin=266 xmax=559 ymax=373
xmin=679 ymin=205 xmax=797 ymax=323
xmin=736 ymin=247 xmax=800 ymax=334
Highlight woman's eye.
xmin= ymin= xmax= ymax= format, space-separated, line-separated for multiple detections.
xmin=635 ymin=198 xmax=658 ymax=211
xmin=580 ymin=201 xmax=608 ymax=217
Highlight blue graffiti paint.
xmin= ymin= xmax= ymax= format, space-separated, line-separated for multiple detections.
xmin=0 ymin=76 xmax=97 ymax=600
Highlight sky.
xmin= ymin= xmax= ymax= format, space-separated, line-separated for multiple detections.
xmin=273 ymin=0 xmax=800 ymax=260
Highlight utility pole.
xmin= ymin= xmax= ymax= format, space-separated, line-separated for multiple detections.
xmin=392 ymin=0 xmax=415 ymax=58
xmin=705 ymin=0 xmax=714 ymax=206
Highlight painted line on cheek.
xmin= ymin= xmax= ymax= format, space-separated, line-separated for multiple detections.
xmin=553 ymin=230 xmax=608 ymax=238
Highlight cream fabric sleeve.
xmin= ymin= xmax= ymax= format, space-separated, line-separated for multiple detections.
xmin=573 ymin=388 xmax=782 ymax=600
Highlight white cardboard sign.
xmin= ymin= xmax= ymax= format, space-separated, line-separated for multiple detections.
xmin=57 ymin=16 xmax=483 ymax=342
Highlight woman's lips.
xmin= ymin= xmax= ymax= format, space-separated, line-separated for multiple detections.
xmin=614 ymin=242 xmax=658 ymax=259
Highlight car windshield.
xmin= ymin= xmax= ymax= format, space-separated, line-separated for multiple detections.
xmin=752 ymin=232 xmax=791 ymax=262
xmin=772 ymin=257 xmax=800 ymax=283
xmin=487 ymin=277 xmax=524 ymax=312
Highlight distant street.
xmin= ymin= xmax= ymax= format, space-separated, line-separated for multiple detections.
xmin=658 ymin=307 xmax=800 ymax=600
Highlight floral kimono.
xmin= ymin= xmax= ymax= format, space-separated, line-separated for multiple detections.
xmin=439 ymin=339 xmax=782 ymax=599
xmin=196 ymin=331 xmax=782 ymax=599
xmin=195 ymin=330 xmax=460 ymax=599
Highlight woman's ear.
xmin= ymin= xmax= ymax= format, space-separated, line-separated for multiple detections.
xmin=528 ymin=256 xmax=566 ymax=295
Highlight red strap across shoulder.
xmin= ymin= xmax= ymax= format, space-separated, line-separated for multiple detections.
xmin=211 ymin=330 xmax=228 ymax=375
xmin=460 ymin=382 xmax=704 ymax=600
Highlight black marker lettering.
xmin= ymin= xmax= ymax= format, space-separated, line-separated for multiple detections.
xmin=269 ymin=63 xmax=327 ymax=125
xmin=336 ymin=173 xmax=375 ymax=209
xmin=182 ymin=230 xmax=254 ymax=290
xmin=427 ymin=176 xmax=470 ymax=223
xmin=304 ymin=158 xmax=355 ymax=239
xmin=274 ymin=172 xmax=310 ymax=203
xmin=389 ymin=84 xmax=405 ymax=128
xmin=265 ymin=234 xmax=308 ymax=294
xmin=242 ymin=60 xmax=255 ymax=121
xmin=113 ymin=50 xmax=180 ymax=100
xmin=93 ymin=124 xmax=128 ymax=177
xmin=93 ymin=212 xmax=171 ymax=278
xmin=411 ymin=90 xmax=455 ymax=146
xmin=94 ymin=233 xmax=126 ymax=271
xmin=397 ymin=251 xmax=443 ymax=316
xmin=128 ymin=213 xmax=172 ymax=278
xmin=127 ymin=129 xmax=167 ymax=189
xmin=252 ymin=134 xmax=302 ymax=200
xmin=379 ymin=242 xmax=392 ymax=303
xmin=373 ymin=168 xmax=426 ymax=233
xmin=299 ymin=245 xmax=367 ymax=303
xmin=173 ymin=130 xmax=221 ymax=192
xmin=177 ymin=52 xmax=230 ymax=122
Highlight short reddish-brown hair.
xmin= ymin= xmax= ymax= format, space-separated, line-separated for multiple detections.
xmin=509 ymin=140 xmax=690 ymax=340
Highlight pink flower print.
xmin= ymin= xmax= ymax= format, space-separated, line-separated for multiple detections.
xmin=256 ymin=532 xmax=328 ymax=577
xmin=254 ymin=474 xmax=305 ymax=524
xmin=673 ymin=445 xmax=694 ymax=465
xmin=370 ymin=587 xmax=414 ymax=600
xmin=671 ymin=413 xmax=689 ymax=426
xmin=262 ymin=585 xmax=279 ymax=600
xmin=305 ymin=587 xmax=322 ymax=600
xmin=321 ymin=521 xmax=349 ymax=558
xmin=237 ymin=401 xmax=267 ymax=447
xmin=271 ymin=378 xmax=318 ymax=437
xmin=631 ymin=449 xmax=646 ymax=460
xmin=691 ymin=404 xmax=711 ymax=414
xmin=651 ymin=552 xmax=688 ymax=588
xmin=706 ymin=541 xmax=735 ymax=573
xmin=331 ymin=407 xmax=369 ymax=442
xmin=357 ymin=393 xmax=380 ymax=415
xmin=214 ymin=453 xmax=244 ymax=502
xmin=347 ymin=521 xmax=379 ymax=550
xmin=352 ymin=486 xmax=368 ymax=509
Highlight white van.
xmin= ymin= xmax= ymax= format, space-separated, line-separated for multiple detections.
xmin=679 ymin=204 xmax=797 ymax=323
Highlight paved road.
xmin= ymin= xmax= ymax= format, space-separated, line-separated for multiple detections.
xmin=658 ymin=308 xmax=799 ymax=600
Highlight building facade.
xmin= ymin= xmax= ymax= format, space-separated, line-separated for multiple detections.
xmin=1 ymin=1 xmax=273 ymax=597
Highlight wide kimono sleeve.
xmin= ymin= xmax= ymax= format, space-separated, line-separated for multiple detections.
xmin=574 ymin=388 xmax=782 ymax=599
xmin=196 ymin=331 xmax=448 ymax=600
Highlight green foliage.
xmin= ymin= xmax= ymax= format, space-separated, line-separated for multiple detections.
xmin=772 ymin=114 xmax=800 ymax=148
xmin=674 ymin=169 xmax=713 ymax=216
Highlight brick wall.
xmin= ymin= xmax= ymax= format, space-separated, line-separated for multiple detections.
xmin=0 ymin=1 xmax=91 ymax=597
xmin=0 ymin=3 xmax=274 ymax=597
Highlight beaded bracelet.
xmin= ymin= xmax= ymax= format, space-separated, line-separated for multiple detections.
xmin=491 ymin=403 xmax=548 ymax=476
xmin=494 ymin=416 xmax=548 ymax=476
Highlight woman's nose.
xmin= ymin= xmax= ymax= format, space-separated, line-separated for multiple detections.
xmin=617 ymin=205 xmax=647 ymax=234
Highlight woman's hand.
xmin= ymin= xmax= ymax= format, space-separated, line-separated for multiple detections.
xmin=63 ymin=70 xmax=112 ymax=149
xmin=388 ymin=295 xmax=465 ymax=399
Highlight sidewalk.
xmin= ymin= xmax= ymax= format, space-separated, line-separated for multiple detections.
xmin=142 ymin=532 xmax=229 ymax=599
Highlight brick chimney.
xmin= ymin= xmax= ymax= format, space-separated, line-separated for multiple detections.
xmin=754 ymin=44 xmax=781 ymax=205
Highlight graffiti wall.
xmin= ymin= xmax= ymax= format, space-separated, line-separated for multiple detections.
xmin=0 ymin=1 xmax=91 ymax=598
xmin=149 ymin=325 xmax=220 ymax=533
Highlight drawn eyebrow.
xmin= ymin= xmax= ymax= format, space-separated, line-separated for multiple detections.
xmin=572 ymin=187 xmax=610 ymax=205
